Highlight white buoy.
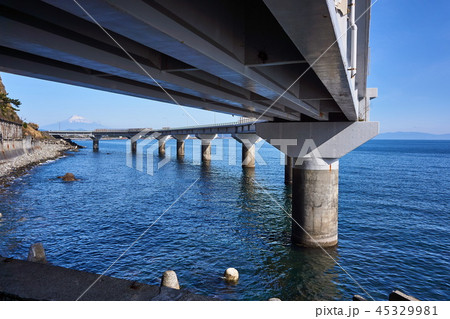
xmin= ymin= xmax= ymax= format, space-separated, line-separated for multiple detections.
xmin=27 ymin=242 xmax=47 ymax=263
xmin=224 ymin=268 xmax=239 ymax=283
xmin=161 ymin=270 xmax=180 ymax=290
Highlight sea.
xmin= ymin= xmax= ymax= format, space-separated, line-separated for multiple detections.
xmin=0 ymin=139 xmax=448 ymax=301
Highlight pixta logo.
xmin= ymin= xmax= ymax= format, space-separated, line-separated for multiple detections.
xmin=126 ymin=129 xmax=325 ymax=176
xmin=126 ymin=129 xmax=171 ymax=176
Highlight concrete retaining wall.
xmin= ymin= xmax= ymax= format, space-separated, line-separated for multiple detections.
xmin=0 ymin=118 xmax=22 ymax=140
xmin=0 ymin=136 xmax=34 ymax=161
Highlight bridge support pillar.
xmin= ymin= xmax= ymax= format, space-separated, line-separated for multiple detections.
xmin=292 ymin=158 xmax=339 ymax=247
xmin=173 ymin=135 xmax=189 ymax=158
xmin=285 ymin=155 xmax=293 ymax=184
xmin=256 ymin=121 xmax=379 ymax=247
xmin=232 ymin=133 xmax=262 ymax=168
xmin=91 ymin=136 xmax=101 ymax=152
xmin=130 ymin=140 xmax=137 ymax=154
xmin=196 ymin=134 xmax=217 ymax=162
xmin=157 ymin=135 xmax=171 ymax=157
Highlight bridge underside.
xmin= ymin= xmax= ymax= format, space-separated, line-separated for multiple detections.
xmin=0 ymin=0 xmax=371 ymax=122
xmin=2 ymin=0 xmax=378 ymax=249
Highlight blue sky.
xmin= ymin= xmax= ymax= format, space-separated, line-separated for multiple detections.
xmin=1 ymin=0 xmax=449 ymax=133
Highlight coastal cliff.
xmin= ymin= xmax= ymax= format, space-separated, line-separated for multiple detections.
xmin=0 ymin=74 xmax=75 ymax=180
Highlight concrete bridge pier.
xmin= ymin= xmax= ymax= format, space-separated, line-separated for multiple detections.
xmin=285 ymin=155 xmax=293 ymax=184
xmin=292 ymin=158 xmax=339 ymax=247
xmin=128 ymin=139 xmax=137 ymax=154
xmin=157 ymin=135 xmax=171 ymax=157
xmin=232 ymin=133 xmax=262 ymax=168
xmin=91 ymin=135 xmax=101 ymax=152
xmin=173 ymin=135 xmax=189 ymax=158
xmin=196 ymin=134 xmax=217 ymax=162
xmin=256 ymin=121 xmax=379 ymax=247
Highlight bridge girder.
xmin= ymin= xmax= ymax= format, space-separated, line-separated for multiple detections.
xmin=0 ymin=0 xmax=372 ymax=122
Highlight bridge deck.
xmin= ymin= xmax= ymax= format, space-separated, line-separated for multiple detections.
xmin=0 ymin=0 xmax=372 ymax=123
xmin=48 ymin=119 xmax=258 ymax=138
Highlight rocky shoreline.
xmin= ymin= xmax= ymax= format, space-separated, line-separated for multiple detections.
xmin=0 ymin=140 xmax=75 ymax=182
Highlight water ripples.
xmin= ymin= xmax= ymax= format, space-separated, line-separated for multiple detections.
xmin=0 ymin=139 xmax=449 ymax=300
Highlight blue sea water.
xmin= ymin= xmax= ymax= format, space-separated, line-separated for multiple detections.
xmin=0 ymin=139 xmax=448 ymax=301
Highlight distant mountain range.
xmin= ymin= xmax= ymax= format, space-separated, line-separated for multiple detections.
xmin=375 ymin=132 xmax=450 ymax=140
xmin=40 ymin=115 xmax=106 ymax=131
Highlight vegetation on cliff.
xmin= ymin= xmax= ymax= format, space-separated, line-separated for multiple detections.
xmin=23 ymin=122 xmax=52 ymax=139
xmin=0 ymin=74 xmax=52 ymax=140
xmin=0 ymin=75 xmax=22 ymax=124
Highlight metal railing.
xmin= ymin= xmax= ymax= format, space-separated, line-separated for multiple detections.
xmin=155 ymin=118 xmax=260 ymax=131
xmin=49 ymin=118 xmax=263 ymax=135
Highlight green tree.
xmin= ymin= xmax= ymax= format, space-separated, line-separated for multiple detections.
xmin=0 ymin=92 xmax=21 ymax=115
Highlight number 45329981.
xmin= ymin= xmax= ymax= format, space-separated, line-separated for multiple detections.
xmin=375 ymin=305 xmax=438 ymax=316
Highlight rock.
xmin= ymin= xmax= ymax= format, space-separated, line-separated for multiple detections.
xmin=27 ymin=242 xmax=47 ymax=263
xmin=223 ymin=268 xmax=239 ymax=283
xmin=353 ymin=294 xmax=367 ymax=301
xmin=268 ymin=298 xmax=281 ymax=301
xmin=160 ymin=270 xmax=180 ymax=290
xmin=58 ymin=173 xmax=77 ymax=181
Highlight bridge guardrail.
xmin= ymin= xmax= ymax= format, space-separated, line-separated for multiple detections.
xmin=48 ymin=119 xmax=263 ymax=136
xmin=155 ymin=118 xmax=260 ymax=131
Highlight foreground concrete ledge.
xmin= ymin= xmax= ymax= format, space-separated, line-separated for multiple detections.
xmin=0 ymin=257 xmax=212 ymax=301
xmin=389 ymin=290 xmax=420 ymax=301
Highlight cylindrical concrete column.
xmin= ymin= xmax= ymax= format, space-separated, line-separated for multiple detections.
xmin=201 ymin=143 xmax=212 ymax=161
xmin=158 ymin=139 xmax=166 ymax=156
xmin=157 ymin=135 xmax=170 ymax=157
xmin=173 ymin=135 xmax=188 ymax=159
xmin=241 ymin=144 xmax=255 ymax=168
xmin=285 ymin=155 xmax=293 ymax=184
xmin=92 ymin=138 xmax=100 ymax=152
xmin=131 ymin=140 xmax=137 ymax=154
xmin=196 ymin=134 xmax=217 ymax=162
xmin=291 ymin=158 xmax=339 ymax=247
xmin=232 ymin=133 xmax=262 ymax=168
xmin=177 ymin=140 xmax=185 ymax=157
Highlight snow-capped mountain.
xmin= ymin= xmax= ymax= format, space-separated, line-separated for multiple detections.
xmin=40 ymin=115 xmax=106 ymax=131
xmin=67 ymin=115 xmax=91 ymax=124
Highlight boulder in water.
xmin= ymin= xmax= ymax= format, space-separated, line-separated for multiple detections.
xmin=58 ymin=173 xmax=77 ymax=181
xmin=27 ymin=242 xmax=47 ymax=263
xmin=160 ymin=270 xmax=180 ymax=290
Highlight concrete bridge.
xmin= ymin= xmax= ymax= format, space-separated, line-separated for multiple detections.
xmin=1 ymin=0 xmax=379 ymax=248
xmin=50 ymin=118 xmax=261 ymax=163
